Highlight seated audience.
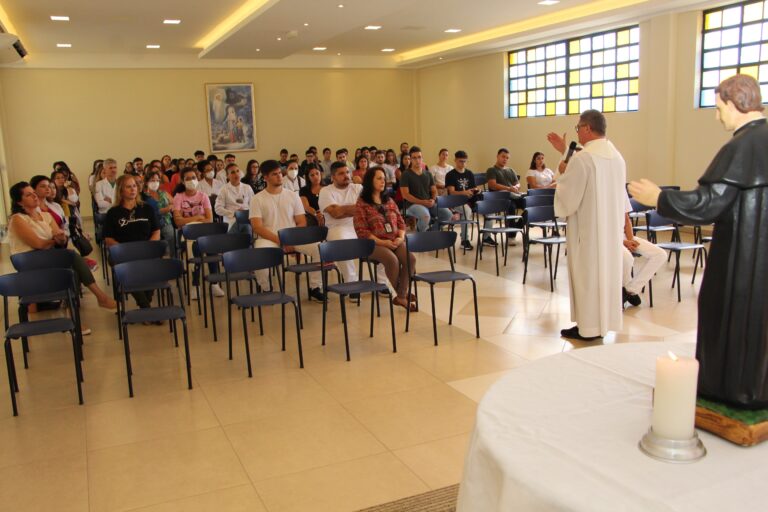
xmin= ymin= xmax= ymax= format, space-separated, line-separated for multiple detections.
xmin=445 ymin=150 xmax=483 ymax=250
xmin=249 ymin=160 xmax=325 ymax=302
xmin=621 ymin=208 xmax=666 ymax=307
xmin=93 ymin=158 xmax=118 ymax=224
xmin=142 ymin=170 xmax=176 ymax=256
xmin=485 ymin=148 xmax=524 ymax=244
xmin=215 ymin=163 xmax=254 ymax=231
xmin=319 ymin=161 xmax=362 ymax=284
xmin=197 ymin=160 xmax=223 ymax=198
xmin=401 ymin=146 xmax=452 ymax=232
xmin=31 ymin=175 xmax=68 ymax=234
xmin=320 ymin=148 xmax=334 ymax=178
xmin=382 ymin=149 xmax=398 ymax=188
xmin=283 ymin=160 xmax=305 ymax=193
xmin=526 ymin=151 xmax=557 ymax=189
xmin=300 ymin=164 xmax=325 ymax=227
xmin=429 ymin=148 xmax=454 ymax=194
xmin=243 ymin=159 xmax=265 ymax=194
xmin=352 ymin=155 xmax=369 ymax=185
xmin=353 ymin=168 xmax=416 ymax=310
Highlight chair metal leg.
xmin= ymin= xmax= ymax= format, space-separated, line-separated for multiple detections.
xmin=180 ymin=318 xmax=192 ymax=390
xmin=209 ymin=282 xmax=218 ymax=341
xmin=281 ymin=303 xmax=286 ymax=351
xmin=471 ymin=280 xmax=480 ymax=338
xmin=554 ymin=244 xmax=562 ymax=280
xmin=172 ymin=319 xmax=179 ymax=348
xmin=369 ymin=291 xmax=375 ymax=337
xmin=242 ymin=308 xmax=253 ymax=378
xmin=227 ymin=297 xmax=233 ymax=360
xmin=449 ymin=282 xmax=455 ymax=325
xmin=388 ymin=296 xmax=397 ymax=353
xmin=340 ymin=295 xmax=351 ymax=361
xmin=292 ymin=302 xmax=304 ymax=368
xmin=675 ymin=252 xmax=682 ymax=302
xmin=70 ymin=331 xmax=84 ymax=405
xmin=122 ymin=323 xmax=134 ymax=398
xmin=522 ymin=241 xmax=530 ymax=284
xmin=474 ymin=233 xmax=481 ymax=270
xmin=5 ymin=339 xmax=18 ymax=416
xmin=429 ymin=284 xmax=438 ymax=346
xmin=405 ymin=278 xmax=413 ymax=332
xmin=547 ymin=246 xmax=555 ymax=292
xmin=295 ymin=273 xmax=304 ymax=329
xmin=494 ymin=239 xmax=500 ymax=276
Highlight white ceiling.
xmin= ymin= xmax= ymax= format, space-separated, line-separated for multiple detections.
xmin=0 ymin=0 xmax=721 ymax=68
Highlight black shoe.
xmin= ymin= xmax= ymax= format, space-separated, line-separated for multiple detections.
xmin=482 ymin=237 xmax=498 ymax=247
xmin=622 ymin=287 xmax=642 ymax=307
xmin=560 ymin=325 xmax=601 ymax=341
xmin=461 ymin=240 xmax=474 ymax=250
xmin=349 ymin=293 xmax=360 ymax=300
xmin=309 ymin=287 xmax=326 ymax=302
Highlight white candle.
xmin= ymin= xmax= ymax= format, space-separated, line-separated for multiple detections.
xmin=651 ymin=351 xmax=699 ymax=440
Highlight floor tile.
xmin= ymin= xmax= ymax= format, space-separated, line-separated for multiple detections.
xmin=447 ymin=370 xmax=511 ymax=402
xmin=0 ymin=454 xmax=89 ymax=512
xmin=393 ymin=433 xmax=472 ymax=489
xmin=126 ymin=485 xmax=266 ymax=512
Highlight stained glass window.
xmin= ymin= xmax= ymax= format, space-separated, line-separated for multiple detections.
xmin=507 ymin=26 xmax=639 ymax=118
xmin=700 ymin=0 xmax=768 ymax=108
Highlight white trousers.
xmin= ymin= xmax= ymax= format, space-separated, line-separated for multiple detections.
xmin=622 ymin=236 xmax=667 ymax=295
xmin=327 ymin=226 xmax=359 ymax=283
xmin=254 ymin=238 xmax=322 ymax=290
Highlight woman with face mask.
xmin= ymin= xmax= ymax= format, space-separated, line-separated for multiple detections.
xmin=283 ymin=161 xmax=305 ymax=193
xmin=171 ymin=167 xmax=220 ymax=299
xmin=196 ymin=160 xmax=223 ymax=197
xmin=142 ymin=170 xmax=175 ymax=256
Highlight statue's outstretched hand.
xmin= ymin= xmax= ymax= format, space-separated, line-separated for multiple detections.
xmin=627 ymin=179 xmax=662 ymax=207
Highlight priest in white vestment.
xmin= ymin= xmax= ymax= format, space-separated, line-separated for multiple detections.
xmin=551 ymin=110 xmax=626 ymax=340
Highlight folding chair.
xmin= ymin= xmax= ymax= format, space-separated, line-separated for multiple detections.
xmin=526 ymin=188 xmax=556 ymax=196
xmin=180 ymin=222 xmax=228 ymax=316
xmin=522 ymin=206 xmax=566 ymax=291
xmin=474 ymin=199 xmax=523 ymax=276
xmin=436 ymin=194 xmax=474 ymax=254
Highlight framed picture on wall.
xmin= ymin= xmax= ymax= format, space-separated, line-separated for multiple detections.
xmin=205 ymin=83 xmax=257 ymax=152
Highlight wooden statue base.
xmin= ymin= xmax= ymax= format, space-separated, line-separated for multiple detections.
xmin=695 ymin=398 xmax=768 ymax=446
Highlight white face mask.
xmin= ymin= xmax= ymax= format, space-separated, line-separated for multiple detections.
xmin=148 ymin=181 xmax=160 ymax=191
xmin=287 ymin=169 xmax=298 ymax=180
xmin=185 ymin=179 xmax=198 ymax=191
xmin=205 ymin=171 xmax=215 ymax=180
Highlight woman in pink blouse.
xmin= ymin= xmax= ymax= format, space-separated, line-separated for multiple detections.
xmin=354 ymin=167 xmax=416 ymax=310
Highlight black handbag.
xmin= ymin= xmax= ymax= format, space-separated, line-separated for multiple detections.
xmin=70 ymin=224 xmax=93 ymax=256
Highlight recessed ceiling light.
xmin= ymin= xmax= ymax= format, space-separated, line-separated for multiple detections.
xmin=337 ymin=4 xmax=344 ymax=8
xmin=438 ymin=57 xmax=444 ymax=60
xmin=313 ymin=47 xmax=327 ymax=51
xmin=50 ymin=15 xmax=69 ymax=21
xmin=303 ymin=22 xmax=309 ymax=26
xmin=255 ymin=48 xmax=261 ymax=52
xmin=163 ymin=19 xmax=181 ymax=25
xmin=276 ymin=37 xmax=282 ymax=41
xmin=56 ymin=43 xmax=72 ymax=48
xmin=337 ymin=52 xmax=342 ymax=56
xmin=365 ymin=25 xmax=382 ymax=30
xmin=444 ymin=28 xmax=462 ymax=33
xmin=381 ymin=48 xmax=395 ymax=52
xmin=538 ymin=0 xmax=560 ymax=4
xmin=146 ymin=44 xmax=160 ymax=49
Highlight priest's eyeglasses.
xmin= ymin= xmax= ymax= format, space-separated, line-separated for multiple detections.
xmin=574 ymin=123 xmax=587 ymax=133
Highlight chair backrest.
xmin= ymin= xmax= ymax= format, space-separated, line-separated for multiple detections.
xmin=319 ymin=238 xmax=375 ymax=264
xmin=526 ymin=188 xmax=556 ymax=196
xmin=196 ymin=233 xmax=251 ymax=256
xmin=524 ymin=205 xmax=557 ymax=225
xmin=278 ymin=225 xmax=328 ymax=247
xmin=646 ymin=210 xmax=675 ymax=228
xmin=11 ymin=249 xmax=76 ymax=271
xmin=482 ymin=191 xmax=511 ymax=201
xmin=475 ymin=199 xmax=511 ymax=216
xmin=181 ymin=222 xmax=228 ymax=241
xmin=223 ymin=247 xmax=283 ymax=274
xmin=109 ymin=240 xmax=168 ymax=265
xmin=113 ymin=258 xmax=184 ymax=290
xmin=406 ymin=230 xmax=457 ymax=253
xmin=436 ymin=194 xmax=469 ymax=209
xmin=473 ymin=173 xmax=488 ymax=188
xmin=235 ymin=210 xmax=250 ymax=225
xmin=523 ymin=195 xmax=554 ymax=208
xmin=629 ymin=198 xmax=653 ymax=213
xmin=0 ymin=268 xmax=75 ymax=298
xmin=659 ymin=185 xmax=681 ymax=191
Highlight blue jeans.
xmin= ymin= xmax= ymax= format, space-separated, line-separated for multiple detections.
xmin=406 ymin=204 xmax=452 ymax=232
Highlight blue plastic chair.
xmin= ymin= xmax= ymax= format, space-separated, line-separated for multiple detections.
xmin=196 ymin=233 xmax=253 ymax=342
xmin=522 ymin=206 xmax=566 ymax=292
xmin=526 ymin=188 xmax=556 ymax=196
xmin=180 ymin=223 xmax=229 ymax=309
xmin=633 ymin=211 xmax=679 ymax=244
xmin=113 ymin=258 xmax=191 ymax=397
xmin=474 ymin=199 xmax=523 ymax=276
xmin=0 ymin=268 xmax=83 ymax=416
xmin=234 ymin=210 xmax=253 ymax=243
xmin=522 ymin=195 xmax=554 ymax=208
xmin=10 ymin=249 xmax=84 ymax=366
xmin=223 ymin=247 xmax=304 ymax=375
xmin=109 ymin=240 xmax=169 ymax=339
xmin=405 ymin=231 xmax=479 ymax=345
xmin=318 ymin=238 xmax=396 ymax=361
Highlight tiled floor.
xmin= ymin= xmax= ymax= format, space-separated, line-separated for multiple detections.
xmin=0 ymin=231 xmax=701 ymax=512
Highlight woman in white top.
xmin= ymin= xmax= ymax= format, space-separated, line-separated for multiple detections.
xmin=7 ymin=181 xmax=116 ymax=310
xmin=428 ymin=148 xmax=454 ymax=192
xmin=526 ymin=152 xmax=557 ymax=189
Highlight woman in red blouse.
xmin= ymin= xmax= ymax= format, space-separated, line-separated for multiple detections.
xmin=354 ymin=167 xmax=416 ymax=310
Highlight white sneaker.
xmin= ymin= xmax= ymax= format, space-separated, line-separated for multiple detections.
xmin=190 ymin=287 xmax=199 ymax=301
xmin=211 ymin=284 xmax=225 ymax=297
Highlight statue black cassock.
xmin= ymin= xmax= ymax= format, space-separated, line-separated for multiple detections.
xmin=658 ymin=118 xmax=768 ymax=409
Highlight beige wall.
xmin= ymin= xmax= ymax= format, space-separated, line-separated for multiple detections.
xmin=0 ymin=7 xmax=738 ymax=220
xmin=415 ymin=9 xmax=732 ymax=188
xmin=0 ymin=68 xmax=415 ymax=216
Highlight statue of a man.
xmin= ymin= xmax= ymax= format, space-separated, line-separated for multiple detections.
xmin=629 ymin=74 xmax=768 ymax=409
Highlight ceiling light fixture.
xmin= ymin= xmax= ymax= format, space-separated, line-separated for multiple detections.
xmin=255 ymin=48 xmax=261 ymax=51
xmin=381 ymin=48 xmax=395 ymax=52
xmin=337 ymin=4 xmax=344 ymax=8
xmin=56 ymin=43 xmax=72 ymax=48
xmin=146 ymin=44 xmax=160 ymax=49
xmin=444 ymin=28 xmax=462 ymax=33
xmin=365 ymin=25 xmax=382 ymax=30
xmin=303 ymin=22 xmax=309 ymax=26
xmin=538 ymin=0 xmax=560 ymax=5
xmin=163 ymin=19 xmax=181 ymax=24
xmin=337 ymin=52 xmax=342 ymax=56
xmin=276 ymin=37 xmax=282 ymax=41
xmin=50 ymin=15 xmax=70 ymax=21
xmin=313 ymin=47 xmax=327 ymax=51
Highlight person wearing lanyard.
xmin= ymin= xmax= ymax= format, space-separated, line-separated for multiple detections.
xmin=215 ymin=163 xmax=254 ymax=232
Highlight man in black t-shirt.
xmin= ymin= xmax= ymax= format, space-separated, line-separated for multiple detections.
xmin=445 ymin=150 xmax=482 ymax=249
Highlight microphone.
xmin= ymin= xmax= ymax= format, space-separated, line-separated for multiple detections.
xmin=564 ymin=141 xmax=578 ymax=163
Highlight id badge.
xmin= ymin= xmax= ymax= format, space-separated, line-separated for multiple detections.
xmin=236 ymin=198 xmax=244 ymax=204
xmin=384 ymin=222 xmax=393 ymax=233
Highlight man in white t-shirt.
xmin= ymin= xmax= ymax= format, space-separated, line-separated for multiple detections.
xmin=215 ymin=163 xmax=254 ymax=229
xmin=428 ymin=148 xmax=454 ymax=194
xmin=319 ymin=161 xmax=362 ymax=285
xmin=249 ymin=160 xmax=324 ymax=301
xmin=94 ymin=158 xmax=118 ymax=214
